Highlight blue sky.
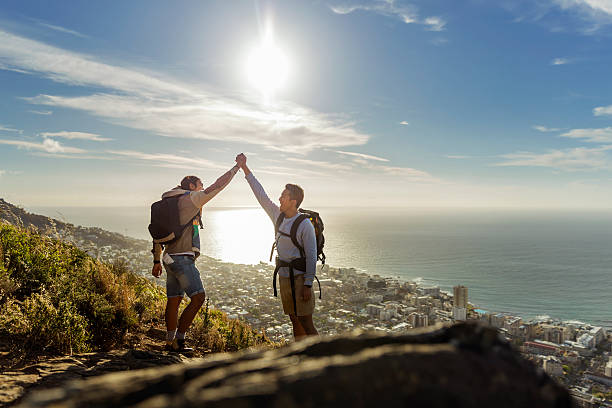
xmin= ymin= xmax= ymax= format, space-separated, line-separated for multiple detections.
xmin=2 ymin=0 xmax=612 ymax=208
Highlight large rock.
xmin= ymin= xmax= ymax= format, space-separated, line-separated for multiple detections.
xmin=18 ymin=322 xmax=573 ymax=408
xmin=2 ymin=350 xmax=188 ymax=406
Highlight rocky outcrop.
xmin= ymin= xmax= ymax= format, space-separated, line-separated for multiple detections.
xmin=17 ymin=322 xmax=573 ymax=408
xmin=1 ymin=349 xmax=191 ymax=406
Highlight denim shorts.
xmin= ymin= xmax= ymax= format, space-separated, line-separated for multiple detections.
xmin=164 ymin=255 xmax=205 ymax=298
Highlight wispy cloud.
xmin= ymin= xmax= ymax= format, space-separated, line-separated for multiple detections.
xmin=446 ymin=155 xmax=471 ymax=159
xmin=40 ymin=131 xmax=111 ymax=142
xmin=256 ymin=165 xmax=329 ymax=178
xmin=329 ymin=1 xmax=446 ymax=31
xmin=561 ymin=127 xmax=612 ymax=143
xmin=533 ymin=125 xmax=561 ymax=132
xmin=551 ymin=57 xmax=570 ymax=65
xmin=29 ymin=110 xmax=53 ymax=115
xmin=371 ymin=164 xmax=438 ymax=181
xmin=399 ymin=120 xmax=410 ymax=126
xmin=36 ymin=22 xmax=89 ymax=39
xmin=0 ymin=125 xmax=22 ymax=133
xmin=348 ymin=157 xmax=438 ymax=181
xmin=504 ymin=1 xmax=612 ymax=32
xmin=106 ymin=150 xmax=227 ymax=170
xmin=593 ymin=105 xmax=612 ymax=116
xmin=496 ymin=145 xmax=612 ymax=170
xmin=330 ymin=1 xmax=418 ymax=23
xmin=0 ymin=138 xmax=86 ymax=154
xmin=0 ymin=62 xmax=30 ymax=75
xmin=31 ymin=152 xmax=109 ymax=160
xmin=553 ymin=0 xmax=612 ymax=17
xmin=0 ymin=30 xmax=188 ymax=96
xmin=335 ymin=150 xmax=390 ymax=162
xmin=286 ymin=157 xmax=353 ymax=171
xmin=549 ymin=0 xmax=612 ymax=32
xmin=0 ymin=29 xmax=370 ymax=153
xmin=423 ymin=16 xmax=447 ymax=31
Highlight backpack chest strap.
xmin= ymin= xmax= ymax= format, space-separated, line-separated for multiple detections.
xmin=274 ymin=213 xmax=308 ymax=257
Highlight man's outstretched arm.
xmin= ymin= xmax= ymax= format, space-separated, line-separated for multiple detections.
xmin=236 ymin=153 xmax=280 ymax=222
xmin=191 ymin=164 xmax=240 ymax=207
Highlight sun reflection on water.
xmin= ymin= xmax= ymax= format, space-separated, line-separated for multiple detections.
xmin=200 ymin=208 xmax=274 ymax=265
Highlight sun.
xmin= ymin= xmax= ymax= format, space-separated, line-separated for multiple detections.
xmin=247 ymin=28 xmax=289 ymax=101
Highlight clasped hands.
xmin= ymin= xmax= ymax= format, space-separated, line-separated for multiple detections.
xmin=235 ymin=153 xmax=247 ymax=168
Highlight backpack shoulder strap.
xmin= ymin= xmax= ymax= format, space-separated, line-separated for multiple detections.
xmin=289 ymin=214 xmax=308 ymax=258
xmin=275 ymin=213 xmax=285 ymax=235
xmin=173 ymin=192 xmax=200 ymax=231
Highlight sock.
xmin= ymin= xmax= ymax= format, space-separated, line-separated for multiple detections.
xmin=176 ymin=331 xmax=186 ymax=340
xmin=166 ymin=330 xmax=177 ymax=343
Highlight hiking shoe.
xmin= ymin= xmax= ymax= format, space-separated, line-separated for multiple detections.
xmin=165 ymin=338 xmax=193 ymax=353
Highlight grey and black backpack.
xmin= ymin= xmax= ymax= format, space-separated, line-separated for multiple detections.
xmin=270 ymin=208 xmax=325 ymax=314
xmin=148 ymin=192 xmax=201 ymax=247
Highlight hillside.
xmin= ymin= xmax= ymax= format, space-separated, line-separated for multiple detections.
xmin=0 ymin=199 xmax=152 ymax=276
xmin=0 ymin=199 xmax=143 ymax=250
xmin=0 ymin=223 xmax=273 ymax=405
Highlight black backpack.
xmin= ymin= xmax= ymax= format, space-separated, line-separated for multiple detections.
xmin=271 ymin=208 xmax=326 ymax=264
xmin=148 ymin=192 xmax=201 ymax=247
xmin=270 ymin=209 xmax=326 ymax=314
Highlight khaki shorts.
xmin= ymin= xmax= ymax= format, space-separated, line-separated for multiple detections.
xmin=279 ymin=274 xmax=315 ymax=316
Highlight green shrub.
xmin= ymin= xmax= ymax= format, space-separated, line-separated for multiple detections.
xmin=0 ymin=299 xmax=28 ymax=337
xmin=0 ymin=225 xmax=163 ymax=355
xmin=0 ymin=224 xmax=272 ymax=359
xmin=23 ymin=293 xmax=91 ymax=354
xmin=188 ymin=304 xmax=270 ymax=353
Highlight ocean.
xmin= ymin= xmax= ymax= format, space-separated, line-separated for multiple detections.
xmin=29 ymin=206 xmax=612 ymax=329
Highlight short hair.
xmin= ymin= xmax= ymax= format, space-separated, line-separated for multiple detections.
xmin=180 ymin=175 xmax=201 ymax=190
xmin=285 ymin=184 xmax=304 ymax=208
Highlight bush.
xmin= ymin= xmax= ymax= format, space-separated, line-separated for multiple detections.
xmin=188 ymin=298 xmax=270 ymax=353
xmin=0 ymin=224 xmax=272 ymax=359
xmin=0 ymin=225 xmax=164 ymax=355
xmin=23 ymin=294 xmax=91 ymax=354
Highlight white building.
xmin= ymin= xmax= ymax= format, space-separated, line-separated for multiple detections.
xmin=422 ymin=286 xmax=440 ymax=298
xmin=368 ymin=295 xmax=384 ymax=304
xmin=589 ymin=327 xmax=605 ymax=347
xmin=577 ymin=333 xmax=595 ymax=349
xmin=366 ymin=304 xmax=383 ymax=319
xmin=380 ymin=310 xmax=394 ymax=321
xmin=543 ymin=356 xmax=563 ymax=377
xmin=409 ymin=312 xmax=428 ymax=328
xmin=452 ymin=307 xmax=467 ymax=321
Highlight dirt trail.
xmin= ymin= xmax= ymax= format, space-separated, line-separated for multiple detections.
xmin=0 ymin=324 xmax=201 ymax=407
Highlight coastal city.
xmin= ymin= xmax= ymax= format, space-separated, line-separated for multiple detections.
xmin=76 ymin=227 xmax=612 ymax=407
xmin=1 ymin=199 xmax=610 ymax=407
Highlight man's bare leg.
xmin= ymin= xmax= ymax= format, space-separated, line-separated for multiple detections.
xmin=289 ymin=314 xmax=308 ymax=341
xmin=297 ymin=315 xmax=318 ymax=336
xmin=177 ymin=292 xmax=206 ymax=333
xmin=165 ymin=297 xmax=182 ymax=331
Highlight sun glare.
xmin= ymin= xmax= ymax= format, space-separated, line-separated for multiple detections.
xmin=247 ymin=27 xmax=289 ymax=101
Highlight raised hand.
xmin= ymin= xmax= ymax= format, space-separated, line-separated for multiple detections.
xmin=235 ymin=153 xmax=247 ymax=167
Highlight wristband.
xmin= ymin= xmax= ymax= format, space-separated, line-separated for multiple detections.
xmin=153 ymin=260 xmax=161 ymax=265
